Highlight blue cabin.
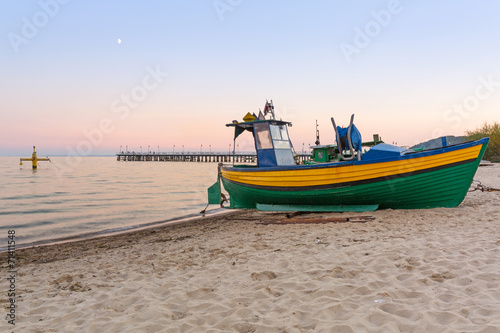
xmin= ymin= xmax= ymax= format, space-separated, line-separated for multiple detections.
xmin=226 ymin=119 xmax=295 ymax=167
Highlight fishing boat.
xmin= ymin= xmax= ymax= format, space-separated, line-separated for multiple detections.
xmin=207 ymin=101 xmax=489 ymax=211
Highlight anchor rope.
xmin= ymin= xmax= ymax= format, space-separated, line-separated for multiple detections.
xmin=469 ymin=180 xmax=500 ymax=192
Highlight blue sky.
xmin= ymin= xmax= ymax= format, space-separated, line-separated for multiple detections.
xmin=1 ymin=0 xmax=499 ymax=155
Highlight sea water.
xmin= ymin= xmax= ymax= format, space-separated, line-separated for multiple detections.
xmin=0 ymin=157 xmax=220 ymax=249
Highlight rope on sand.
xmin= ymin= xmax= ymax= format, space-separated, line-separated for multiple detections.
xmin=469 ymin=180 xmax=500 ymax=192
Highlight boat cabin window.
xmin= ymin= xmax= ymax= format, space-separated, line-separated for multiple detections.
xmin=280 ymin=126 xmax=289 ymax=141
xmin=270 ymin=125 xmax=291 ymax=149
xmin=254 ymin=123 xmax=273 ymax=149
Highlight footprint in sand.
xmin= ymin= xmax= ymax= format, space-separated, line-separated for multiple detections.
xmin=251 ymin=271 xmax=277 ymax=281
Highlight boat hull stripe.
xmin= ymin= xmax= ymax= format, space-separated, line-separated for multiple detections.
xmin=222 ymin=157 xmax=477 ymax=191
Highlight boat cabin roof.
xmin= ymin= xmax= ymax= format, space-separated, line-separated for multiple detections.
xmin=226 ymin=119 xmax=291 ymax=127
xmin=226 ymin=119 xmax=291 ymax=129
xmin=226 ymin=119 xmax=292 ymax=140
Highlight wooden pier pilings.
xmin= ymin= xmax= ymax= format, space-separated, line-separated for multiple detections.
xmin=116 ymin=152 xmax=311 ymax=163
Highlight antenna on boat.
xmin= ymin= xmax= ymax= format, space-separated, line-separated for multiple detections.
xmin=315 ymin=120 xmax=320 ymax=146
xmin=264 ymin=100 xmax=275 ymax=120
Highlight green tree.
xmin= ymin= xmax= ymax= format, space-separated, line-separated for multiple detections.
xmin=466 ymin=122 xmax=500 ymax=162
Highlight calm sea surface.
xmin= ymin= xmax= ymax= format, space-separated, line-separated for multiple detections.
xmin=0 ymin=157 xmax=220 ymax=249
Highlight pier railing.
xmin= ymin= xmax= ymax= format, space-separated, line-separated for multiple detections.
xmin=116 ymin=152 xmax=312 ymax=163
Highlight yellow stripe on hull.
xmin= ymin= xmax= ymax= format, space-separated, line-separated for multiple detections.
xmin=221 ymin=145 xmax=482 ymax=188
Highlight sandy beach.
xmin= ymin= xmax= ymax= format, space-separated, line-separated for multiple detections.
xmin=2 ymin=164 xmax=500 ymax=332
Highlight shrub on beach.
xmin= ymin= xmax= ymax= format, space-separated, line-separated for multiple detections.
xmin=466 ymin=122 xmax=500 ymax=162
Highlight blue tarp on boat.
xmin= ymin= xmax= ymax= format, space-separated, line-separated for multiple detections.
xmin=337 ymin=124 xmax=362 ymax=151
xmin=362 ymin=143 xmax=408 ymax=161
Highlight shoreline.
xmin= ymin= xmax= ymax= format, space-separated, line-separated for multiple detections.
xmin=0 ymin=207 xmax=230 ymax=253
xmin=5 ymin=209 xmax=244 ymax=265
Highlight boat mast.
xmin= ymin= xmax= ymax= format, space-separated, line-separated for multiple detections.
xmin=315 ymin=120 xmax=320 ymax=146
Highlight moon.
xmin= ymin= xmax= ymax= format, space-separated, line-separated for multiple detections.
xmin=117 ymin=38 xmax=121 ymax=44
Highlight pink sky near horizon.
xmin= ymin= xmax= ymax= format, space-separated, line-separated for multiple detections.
xmin=3 ymin=94 xmax=497 ymax=157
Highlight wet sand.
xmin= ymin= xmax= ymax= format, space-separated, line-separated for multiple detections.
xmin=2 ymin=164 xmax=499 ymax=332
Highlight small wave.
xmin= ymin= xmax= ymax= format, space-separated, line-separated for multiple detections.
xmin=0 ymin=219 xmax=54 ymax=230
xmin=3 ymin=193 xmax=53 ymax=200
xmin=2 ymin=191 xmax=69 ymax=201
xmin=2 ymin=208 xmax=62 ymax=214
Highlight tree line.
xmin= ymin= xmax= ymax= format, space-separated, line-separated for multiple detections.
xmin=466 ymin=122 xmax=500 ymax=163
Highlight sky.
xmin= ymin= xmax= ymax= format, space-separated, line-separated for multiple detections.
xmin=1 ymin=0 xmax=500 ymax=156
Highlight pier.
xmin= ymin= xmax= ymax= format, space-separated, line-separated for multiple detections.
xmin=116 ymin=152 xmax=312 ymax=163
